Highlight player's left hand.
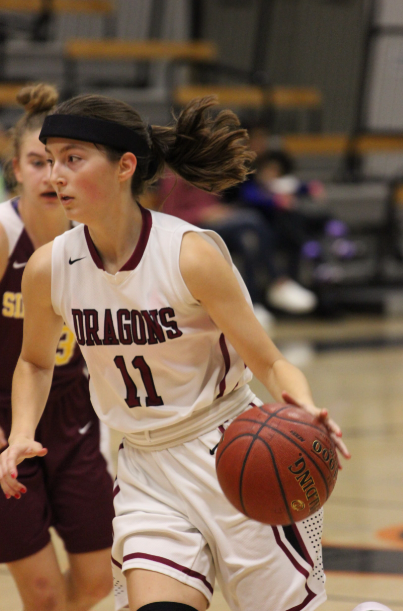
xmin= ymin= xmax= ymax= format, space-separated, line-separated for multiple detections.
xmin=281 ymin=390 xmax=351 ymax=467
xmin=0 ymin=427 xmax=7 ymax=449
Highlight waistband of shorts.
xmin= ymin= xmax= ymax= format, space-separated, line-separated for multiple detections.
xmin=123 ymin=384 xmax=257 ymax=452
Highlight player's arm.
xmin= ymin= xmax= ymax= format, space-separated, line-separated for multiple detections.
xmin=0 ymin=223 xmax=9 ymax=448
xmin=180 ymin=232 xmax=350 ymax=460
xmin=0 ymin=241 xmax=64 ymax=497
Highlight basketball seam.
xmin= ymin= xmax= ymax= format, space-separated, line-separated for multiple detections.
xmin=260 ymin=424 xmax=331 ymax=499
xmin=256 ymin=405 xmax=328 ymax=437
xmin=217 ymin=427 xmax=294 ymax=524
xmin=241 ymin=407 xmax=330 ymax=436
xmin=252 ymin=436 xmax=294 ymax=524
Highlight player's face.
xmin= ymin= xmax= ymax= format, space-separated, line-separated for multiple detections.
xmin=13 ymin=129 xmax=59 ymax=209
xmin=45 ymin=138 xmax=122 ymax=224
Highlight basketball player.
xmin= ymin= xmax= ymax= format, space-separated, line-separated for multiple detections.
xmin=0 ymin=94 xmax=350 ymax=611
xmin=0 ymin=84 xmax=114 ymax=610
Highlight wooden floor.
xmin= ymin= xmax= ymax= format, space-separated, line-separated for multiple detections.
xmin=2 ymin=314 xmax=403 ymax=610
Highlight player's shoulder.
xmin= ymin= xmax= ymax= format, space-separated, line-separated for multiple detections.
xmin=180 ymin=230 xmax=226 ymax=275
xmin=26 ymin=241 xmax=53 ymax=277
xmin=0 ymin=198 xmax=23 ymax=242
xmin=52 ymin=221 xmax=85 ymax=252
xmin=0 ymin=198 xmax=22 ymax=228
xmin=148 ymin=207 xmax=198 ymax=236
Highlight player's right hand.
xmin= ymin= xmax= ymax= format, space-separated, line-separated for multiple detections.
xmin=0 ymin=437 xmax=47 ymax=499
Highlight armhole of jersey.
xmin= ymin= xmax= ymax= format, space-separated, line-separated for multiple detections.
xmin=169 ymin=225 xmax=236 ymax=306
xmin=50 ymin=235 xmax=63 ymax=317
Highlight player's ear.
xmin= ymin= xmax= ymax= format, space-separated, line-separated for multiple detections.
xmin=117 ymin=152 xmax=137 ymax=183
xmin=12 ymin=157 xmax=22 ymax=184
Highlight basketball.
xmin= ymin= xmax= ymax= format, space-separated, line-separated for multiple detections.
xmin=215 ymin=403 xmax=338 ymax=525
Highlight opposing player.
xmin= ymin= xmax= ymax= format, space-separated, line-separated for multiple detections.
xmin=0 ymin=94 xmax=350 ymax=611
xmin=0 ymin=84 xmax=114 ymax=611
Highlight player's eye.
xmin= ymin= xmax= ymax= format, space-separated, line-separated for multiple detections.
xmin=32 ymin=160 xmax=45 ymax=167
xmin=46 ymin=159 xmax=53 ymax=166
xmin=68 ymin=155 xmax=81 ymax=163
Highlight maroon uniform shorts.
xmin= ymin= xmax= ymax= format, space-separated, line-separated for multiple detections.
xmin=0 ymin=376 xmax=114 ymax=563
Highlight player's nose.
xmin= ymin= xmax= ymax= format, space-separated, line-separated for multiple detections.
xmin=49 ymin=163 xmax=67 ymax=187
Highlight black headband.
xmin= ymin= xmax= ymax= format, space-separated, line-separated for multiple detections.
xmin=39 ymin=114 xmax=152 ymax=166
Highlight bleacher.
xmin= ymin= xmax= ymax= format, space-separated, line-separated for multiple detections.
xmin=0 ymin=0 xmax=402 ymax=314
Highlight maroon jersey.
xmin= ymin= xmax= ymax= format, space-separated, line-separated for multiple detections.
xmin=0 ymin=198 xmax=84 ymax=402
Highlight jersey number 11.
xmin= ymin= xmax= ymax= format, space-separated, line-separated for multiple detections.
xmin=114 ymin=355 xmax=164 ymax=407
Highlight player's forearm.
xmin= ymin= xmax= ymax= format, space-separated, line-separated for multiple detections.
xmin=264 ymin=357 xmax=315 ymax=407
xmin=9 ymin=356 xmax=53 ymax=442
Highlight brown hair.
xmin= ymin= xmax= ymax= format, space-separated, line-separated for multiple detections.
xmin=4 ymin=82 xmax=59 ymax=188
xmin=51 ymin=94 xmax=255 ymax=197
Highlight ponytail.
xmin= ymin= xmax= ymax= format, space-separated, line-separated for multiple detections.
xmin=150 ymin=96 xmax=255 ymax=192
xmin=49 ymin=93 xmax=255 ymax=197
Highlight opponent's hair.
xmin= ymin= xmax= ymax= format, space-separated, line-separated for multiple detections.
xmin=5 ymin=82 xmax=59 ymax=188
xmin=50 ymin=94 xmax=256 ymax=197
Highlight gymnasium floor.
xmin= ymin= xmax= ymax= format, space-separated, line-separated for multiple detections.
xmin=1 ymin=314 xmax=403 ymax=610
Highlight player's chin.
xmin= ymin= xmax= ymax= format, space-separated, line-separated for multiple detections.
xmin=62 ymin=205 xmax=81 ymax=221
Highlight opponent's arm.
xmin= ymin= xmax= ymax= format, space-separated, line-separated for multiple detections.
xmin=0 ymin=224 xmax=9 ymax=449
xmin=0 ymin=241 xmax=65 ymax=497
xmin=180 ymin=232 xmax=350 ymax=460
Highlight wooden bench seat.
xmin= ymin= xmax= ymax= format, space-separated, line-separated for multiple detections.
xmin=0 ymin=0 xmax=113 ymax=13
xmin=65 ymin=39 xmax=218 ymax=63
xmin=281 ymin=134 xmax=403 ymax=156
xmin=281 ymin=134 xmax=348 ymax=155
xmin=172 ymin=84 xmax=322 ymax=110
xmin=0 ymin=83 xmax=30 ymax=106
xmin=173 ymin=84 xmax=264 ymax=108
xmin=172 ymin=84 xmax=323 ymax=132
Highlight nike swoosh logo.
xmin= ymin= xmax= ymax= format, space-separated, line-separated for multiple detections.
xmin=13 ymin=261 xmax=27 ymax=269
xmin=78 ymin=421 xmax=92 ymax=435
xmin=69 ymin=256 xmax=86 ymax=265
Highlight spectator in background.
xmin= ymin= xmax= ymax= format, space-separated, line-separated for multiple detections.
xmin=152 ymin=171 xmax=318 ymax=324
xmin=238 ymin=150 xmax=350 ymax=297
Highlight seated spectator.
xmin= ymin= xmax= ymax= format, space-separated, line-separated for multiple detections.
xmin=148 ymin=171 xmax=318 ymax=326
xmin=238 ymin=150 xmax=351 ymax=296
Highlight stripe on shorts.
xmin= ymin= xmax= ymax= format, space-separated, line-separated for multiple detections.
xmin=282 ymin=525 xmax=314 ymax=568
xmin=272 ymin=526 xmax=316 ymax=611
xmin=291 ymin=524 xmax=314 ymax=567
xmin=118 ymin=552 xmax=214 ymax=594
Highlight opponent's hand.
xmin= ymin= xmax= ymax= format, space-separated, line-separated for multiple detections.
xmin=0 ymin=426 xmax=7 ymax=449
xmin=281 ymin=390 xmax=351 ymax=467
xmin=0 ymin=437 xmax=47 ymax=499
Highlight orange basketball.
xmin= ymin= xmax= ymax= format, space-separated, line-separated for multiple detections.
xmin=215 ymin=403 xmax=338 ymax=525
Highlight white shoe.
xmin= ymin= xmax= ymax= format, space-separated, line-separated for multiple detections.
xmin=266 ymin=279 xmax=318 ymax=314
xmin=253 ymin=303 xmax=275 ymax=332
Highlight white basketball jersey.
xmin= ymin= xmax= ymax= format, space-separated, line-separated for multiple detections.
xmin=51 ymin=206 xmax=254 ymax=445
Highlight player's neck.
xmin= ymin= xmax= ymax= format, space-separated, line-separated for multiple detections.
xmin=17 ymin=196 xmax=71 ymax=250
xmin=86 ymin=199 xmax=143 ymax=275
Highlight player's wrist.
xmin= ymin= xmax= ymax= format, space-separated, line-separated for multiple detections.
xmin=8 ymin=432 xmax=35 ymax=446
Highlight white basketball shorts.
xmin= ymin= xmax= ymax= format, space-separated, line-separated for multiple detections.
xmin=112 ymin=422 xmax=327 ymax=611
